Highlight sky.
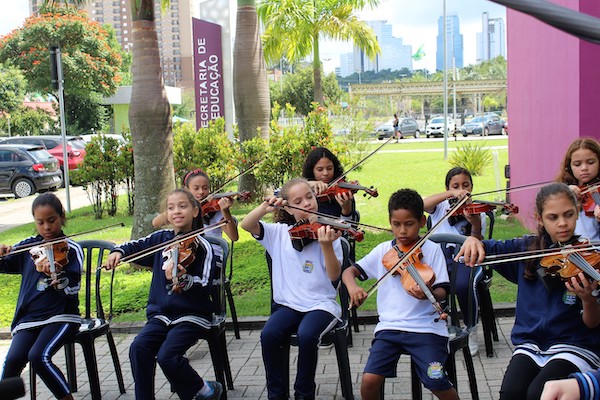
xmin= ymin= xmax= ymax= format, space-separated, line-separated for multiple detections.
xmin=0 ymin=0 xmax=506 ymax=73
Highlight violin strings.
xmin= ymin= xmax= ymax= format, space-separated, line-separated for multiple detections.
xmin=471 ymin=180 xmax=553 ymax=198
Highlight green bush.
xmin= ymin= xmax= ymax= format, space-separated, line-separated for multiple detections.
xmin=173 ymin=119 xmax=236 ymax=190
xmin=448 ymin=142 xmax=492 ymax=176
xmin=72 ymin=134 xmax=131 ymax=218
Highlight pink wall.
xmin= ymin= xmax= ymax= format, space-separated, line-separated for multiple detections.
xmin=507 ymin=0 xmax=600 ymax=229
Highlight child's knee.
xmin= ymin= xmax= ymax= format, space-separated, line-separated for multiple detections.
xmin=361 ymin=373 xmax=384 ymax=396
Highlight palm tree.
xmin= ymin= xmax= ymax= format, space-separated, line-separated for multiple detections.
xmin=43 ymin=0 xmax=174 ymax=238
xmin=258 ymin=0 xmax=381 ymax=105
xmin=128 ymin=0 xmax=175 ymax=238
xmin=234 ymin=0 xmax=271 ymax=193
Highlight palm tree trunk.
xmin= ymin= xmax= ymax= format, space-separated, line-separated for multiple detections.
xmin=313 ymin=34 xmax=324 ymax=104
xmin=129 ymin=3 xmax=175 ymax=238
xmin=234 ymin=0 xmax=270 ymax=193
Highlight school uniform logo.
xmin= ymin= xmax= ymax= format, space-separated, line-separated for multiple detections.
xmin=563 ymin=291 xmax=577 ymax=305
xmin=427 ymin=362 xmax=444 ymax=379
xmin=303 ymin=260 xmax=314 ymax=273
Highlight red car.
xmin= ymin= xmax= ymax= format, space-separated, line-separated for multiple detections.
xmin=0 ymin=135 xmax=86 ymax=171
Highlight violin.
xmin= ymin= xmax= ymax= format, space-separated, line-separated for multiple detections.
xmin=162 ymin=235 xmax=201 ymax=295
xmin=381 ymin=243 xmax=447 ymax=321
xmin=579 ymin=184 xmax=600 ymax=217
xmin=29 ymin=241 xmax=70 ymax=289
xmin=316 ymin=180 xmax=378 ymax=203
xmin=201 ymin=191 xmax=251 ymax=215
xmin=288 ymin=216 xmax=365 ymax=242
xmin=540 ymin=239 xmax=600 ymax=284
xmin=452 ymin=199 xmax=519 ymax=216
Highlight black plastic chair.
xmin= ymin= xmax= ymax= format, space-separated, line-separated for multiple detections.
xmin=379 ymin=233 xmax=479 ymax=399
xmin=347 ymin=211 xmax=361 ymax=344
xmin=224 ymin=217 xmax=241 ymax=339
xmin=200 ymin=236 xmax=235 ymax=396
xmin=32 ymin=240 xmax=126 ymax=400
xmin=266 ymin=237 xmax=354 ymax=399
xmin=426 ymin=213 xmax=499 ymax=357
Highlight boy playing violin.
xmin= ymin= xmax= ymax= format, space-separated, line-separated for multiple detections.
xmin=342 ymin=189 xmax=459 ymax=400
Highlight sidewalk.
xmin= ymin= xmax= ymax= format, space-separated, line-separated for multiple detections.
xmin=0 ymin=316 xmax=516 ymax=400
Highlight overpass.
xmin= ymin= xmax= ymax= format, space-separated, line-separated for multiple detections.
xmin=348 ymin=79 xmax=506 ymax=97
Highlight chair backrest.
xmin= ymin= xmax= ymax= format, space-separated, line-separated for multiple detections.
xmin=427 ymin=233 xmax=475 ymax=329
xmin=205 ymin=235 xmax=229 ymax=318
xmin=78 ymin=240 xmax=116 ymax=321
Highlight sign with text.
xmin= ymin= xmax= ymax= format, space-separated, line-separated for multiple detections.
xmin=192 ymin=18 xmax=224 ymax=129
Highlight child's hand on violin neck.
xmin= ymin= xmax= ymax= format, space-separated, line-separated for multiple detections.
xmin=262 ymin=195 xmax=285 ymax=213
xmin=309 ymin=180 xmax=328 ymax=194
xmin=455 ymin=236 xmax=486 ymax=267
xmin=569 ymin=185 xmax=582 ymax=199
xmin=317 ymin=224 xmax=342 ymax=244
xmin=0 ymin=244 xmax=12 ymax=256
xmin=218 ymin=197 xmax=233 ymax=211
xmin=565 ymin=271 xmax=599 ymax=301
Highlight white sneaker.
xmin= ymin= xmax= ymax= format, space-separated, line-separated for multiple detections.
xmin=468 ymin=326 xmax=479 ymax=356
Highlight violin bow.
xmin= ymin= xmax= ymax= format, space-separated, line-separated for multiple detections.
xmin=201 ymin=160 xmax=263 ymax=204
xmin=470 ymin=180 xmax=553 ymax=198
xmin=279 ymin=203 xmax=393 ymax=234
xmin=365 ymin=195 xmax=470 ymax=298
xmin=329 ymin=135 xmax=396 ymax=187
xmin=111 ymin=220 xmax=229 ymax=268
xmin=1 ymin=222 xmax=126 ymax=258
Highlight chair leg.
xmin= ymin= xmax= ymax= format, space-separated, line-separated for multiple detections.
xmin=207 ymin=331 xmax=228 ymax=400
xmin=445 ymin=354 xmax=457 ymax=389
xmin=410 ymin=360 xmax=423 ymax=400
xmin=220 ymin=331 xmax=234 ymax=390
xmin=106 ymin=329 xmax=126 ymax=394
xmin=462 ymin=347 xmax=480 ymax=400
xmin=351 ymin=308 xmax=360 ymax=333
xmin=64 ymin=342 xmax=77 ymax=392
xmin=79 ymin=339 xmax=102 ymax=400
xmin=225 ymin=281 xmax=241 ymax=340
xmin=333 ymin=330 xmax=354 ymax=399
xmin=478 ymin=285 xmax=497 ymax=357
xmin=29 ymin=365 xmax=36 ymax=400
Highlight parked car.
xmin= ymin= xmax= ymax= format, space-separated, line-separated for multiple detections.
xmin=0 ymin=144 xmax=62 ymax=198
xmin=460 ymin=115 xmax=505 ymax=136
xmin=376 ymin=117 xmax=421 ymax=139
xmin=425 ymin=117 xmax=456 ymax=138
xmin=80 ymin=133 xmax=127 ymax=145
xmin=0 ymin=135 xmax=87 ymax=170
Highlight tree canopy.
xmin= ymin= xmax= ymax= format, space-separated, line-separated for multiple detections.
xmin=0 ymin=63 xmax=26 ymax=113
xmin=0 ymin=6 xmax=124 ymax=97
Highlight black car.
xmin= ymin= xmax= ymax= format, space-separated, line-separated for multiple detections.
xmin=0 ymin=144 xmax=63 ymax=198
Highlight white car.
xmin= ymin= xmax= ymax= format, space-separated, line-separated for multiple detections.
xmin=425 ymin=117 xmax=455 ymax=138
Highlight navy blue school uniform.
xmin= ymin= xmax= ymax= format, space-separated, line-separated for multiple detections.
xmin=112 ymin=229 xmax=216 ymax=400
xmin=1 ymin=234 xmax=83 ymax=399
xmin=482 ymin=235 xmax=600 ymax=399
xmin=570 ymin=369 xmax=600 ymax=400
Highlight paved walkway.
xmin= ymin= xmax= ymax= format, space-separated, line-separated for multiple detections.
xmin=0 ymin=316 xmax=516 ymax=400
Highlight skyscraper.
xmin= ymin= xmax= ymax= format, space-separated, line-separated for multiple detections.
xmin=436 ymin=14 xmax=463 ymax=72
xmin=352 ymin=20 xmax=412 ymax=75
xmin=476 ymin=12 xmax=506 ymax=62
xmin=30 ymin=0 xmax=195 ymax=89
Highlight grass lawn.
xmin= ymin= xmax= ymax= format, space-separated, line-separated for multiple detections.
xmin=0 ymin=138 xmax=527 ymax=327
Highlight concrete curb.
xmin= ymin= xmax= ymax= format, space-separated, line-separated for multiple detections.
xmin=0 ymin=303 xmax=517 ymax=340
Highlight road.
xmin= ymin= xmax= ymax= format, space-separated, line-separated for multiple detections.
xmin=0 ymin=186 xmax=93 ymax=233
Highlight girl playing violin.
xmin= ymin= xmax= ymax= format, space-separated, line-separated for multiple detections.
xmin=241 ymin=178 xmax=342 ymax=400
xmin=557 ymin=138 xmax=600 ymax=241
xmin=423 ymin=166 xmax=486 ymax=356
xmin=152 ymin=168 xmax=239 ymax=264
xmin=458 ymin=183 xmax=600 ymax=400
xmin=106 ymin=188 xmax=223 ymax=400
xmin=342 ymin=189 xmax=458 ymax=400
xmin=302 ymin=147 xmax=359 ymax=223
xmin=0 ymin=193 xmax=83 ymax=400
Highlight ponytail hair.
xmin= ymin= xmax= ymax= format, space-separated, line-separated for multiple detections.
xmin=274 ymin=178 xmax=312 ymax=225
xmin=525 ymin=183 xmax=578 ymax=277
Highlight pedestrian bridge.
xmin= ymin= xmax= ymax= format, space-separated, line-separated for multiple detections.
xmin=349 ymin=79 xmax=506 ymax=97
